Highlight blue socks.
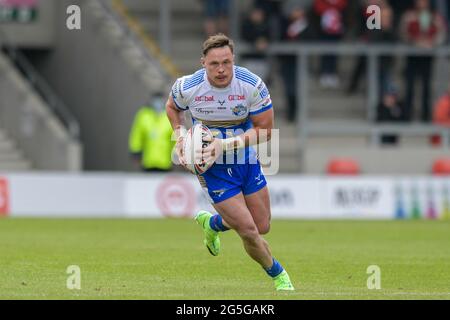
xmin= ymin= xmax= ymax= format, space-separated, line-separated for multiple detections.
xmin=209 ymin=215 xmax=283 ymax=279
xmin=264 ymin=258 xmax=284 ymax=278
xmin=209 ymin=214 xmax=230 ymax=232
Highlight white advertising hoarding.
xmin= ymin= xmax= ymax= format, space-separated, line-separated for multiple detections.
xmin=322 ymin=178 xmax=394 ymax=219
xmin=0 ymin=172 xmax=449 ymax=219
xmin=3 ymin=173 xmax=125 ymax=217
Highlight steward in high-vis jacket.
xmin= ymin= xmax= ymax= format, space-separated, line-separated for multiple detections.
xmin=129 ymin=93 xmax=174 ymax=172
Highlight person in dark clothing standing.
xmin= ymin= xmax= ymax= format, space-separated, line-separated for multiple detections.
xmin=388 ymin=0 xmax=415 ymax=28
xmin=347 ymin=1 xmax=397 ymax=96
xmin=279 ymin=3 xmax=314 ymax=122
xmin=241 ymin=7 xmax=271 ymax=82
xmin=253 ymin=0 xmax=284 ymax=40
xmin=399 ymin=0 xmax=447 ymax=122
xmin=376 ymin=84 xmax=408 ymax=145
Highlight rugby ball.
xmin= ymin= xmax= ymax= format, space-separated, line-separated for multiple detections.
xmin=183 ymin=124 xmax=213 ymax=175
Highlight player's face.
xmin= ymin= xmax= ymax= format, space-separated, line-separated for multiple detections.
xmin=202 ymin=46 xmax=234 ymax=88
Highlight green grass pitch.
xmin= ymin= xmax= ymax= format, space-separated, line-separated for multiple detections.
xmin=0 ymin=218 xmax=449 ymax=300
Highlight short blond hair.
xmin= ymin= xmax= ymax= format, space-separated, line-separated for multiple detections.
xmin=202 ymin=33 xmax=234 ymax=56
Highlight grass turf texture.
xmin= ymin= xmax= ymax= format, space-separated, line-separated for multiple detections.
xmin=0 ymin=218 xmax=449 ymax=300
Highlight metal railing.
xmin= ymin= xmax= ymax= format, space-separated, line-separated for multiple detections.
xmin=98 ymin=0 xmax=180 ymax=81
xmin=0 ymin=29 xmax=80 ymax=140
xmin=236 ymin=42 xmax=450 ymax=149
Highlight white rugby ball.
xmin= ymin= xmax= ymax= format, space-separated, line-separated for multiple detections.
xmin=183 ymin=124 xmax=213 ymax=175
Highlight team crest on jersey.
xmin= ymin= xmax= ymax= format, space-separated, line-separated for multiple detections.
xmin=232 ymin=104 xmax=247 ymax=117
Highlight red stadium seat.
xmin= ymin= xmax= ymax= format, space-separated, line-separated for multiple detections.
xmin=327 ymin=158 xmax=361 ymax=175
xmin=432 ymin=158 xmax=450 ymax=175
xmin=429 ymin=134 xmax=442 ymax=147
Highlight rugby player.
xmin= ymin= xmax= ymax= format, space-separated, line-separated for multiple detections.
xmin=165 ymin=34 xmax=294 ymax=291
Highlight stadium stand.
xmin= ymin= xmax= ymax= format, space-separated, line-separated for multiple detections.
xmin=121 ymin=0 xmax=450 ymax=174
xmin=0 ymin=49 xmax=81 ymax=171
xmin=124 ymin=0 xmax=303 ymax=172
xmin=5 ymin=0 xmax=449 ymax=174
xmin=18 ymin=0 xmax=176 ymax=171
xmin=0 ymin=125 xmax=30 ymax=171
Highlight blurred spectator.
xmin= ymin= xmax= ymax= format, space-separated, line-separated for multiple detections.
xmin=388 ymin=0 xmax=415 ymax=28
xmin=433 ymin=84 xmax=450 ymax=127
xmin=129 ymin=93 xmax=174 ymax=172
xmin=400 ymin=0 xmax=447 ymax=122
xmin=241 ymin=7 xmax=270 ymax=81
xmin=279 ymin=2 xmax=314 ymax=122
xmin=376 ymin=84 xmax=407 ymax=145
xmin=202 ymin=0 xmax=230 ymax=37
xmin=430 ymin=84 xmax=450 ymax=146
xmin=313 ymin=0 xmax=349 ymax=89
xmin=435 ymin=0 xmax=450 ymax=42
xmin=254 ymin=0 xmax=284 ymax=40
xmin=347 ymin=1 xmax=397 ymax=96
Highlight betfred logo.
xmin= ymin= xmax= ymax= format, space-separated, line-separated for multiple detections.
xmin=195 ymin=95 xmax=214 ymax=102
xmin=228 ymin=95 xmax=245 ymax=101
xmin=0 ymin=178 xmax=10 ymax=216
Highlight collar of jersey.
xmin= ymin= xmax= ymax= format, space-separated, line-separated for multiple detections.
xmin=205 ymin=72 xmax=234 ymax=92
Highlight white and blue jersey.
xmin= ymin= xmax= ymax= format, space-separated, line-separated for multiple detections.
xmin=171 ymin=66 xmax=272 ymax=203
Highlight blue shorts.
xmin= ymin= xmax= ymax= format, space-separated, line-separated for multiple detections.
xmin=198 ymin=161 xmax=267 ymax=204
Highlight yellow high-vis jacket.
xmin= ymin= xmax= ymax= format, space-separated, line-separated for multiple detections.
xmin=128 ymin=107 xmax=174 ymax=170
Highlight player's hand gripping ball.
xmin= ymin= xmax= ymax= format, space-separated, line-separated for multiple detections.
xmin=183 ymin=124 xmax=214 ymax=175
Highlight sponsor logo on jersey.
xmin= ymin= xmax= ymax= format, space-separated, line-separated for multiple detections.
xmin=195 ymin=95 xmax=215 ymax=102
xmin=232 ymin=104 xmax=247 ymax=117
xmin=194 ymin=108 xmax=214 ymax=115
xmin=218 ymin=100 xmax=226 ymax=106
xmin=228 ymin=95 xmax=245 ymax=101
xmin=262 ymin=98 xmax=271 ymax=107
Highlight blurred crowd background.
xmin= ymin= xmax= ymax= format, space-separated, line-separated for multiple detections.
xmin=1 ymin=0 xmax=449 ymax=175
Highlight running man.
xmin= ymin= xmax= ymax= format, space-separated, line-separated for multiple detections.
xmin=165 ymin=34 xmax=294 ymax=291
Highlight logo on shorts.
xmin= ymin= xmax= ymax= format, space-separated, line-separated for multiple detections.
xmin=212 ymin=189 xmax=227 ymax=198
xmin=232 ymin=104 xmax=247 ymax=117
xmin=255 ymin=173 xmax=264 ymax=186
